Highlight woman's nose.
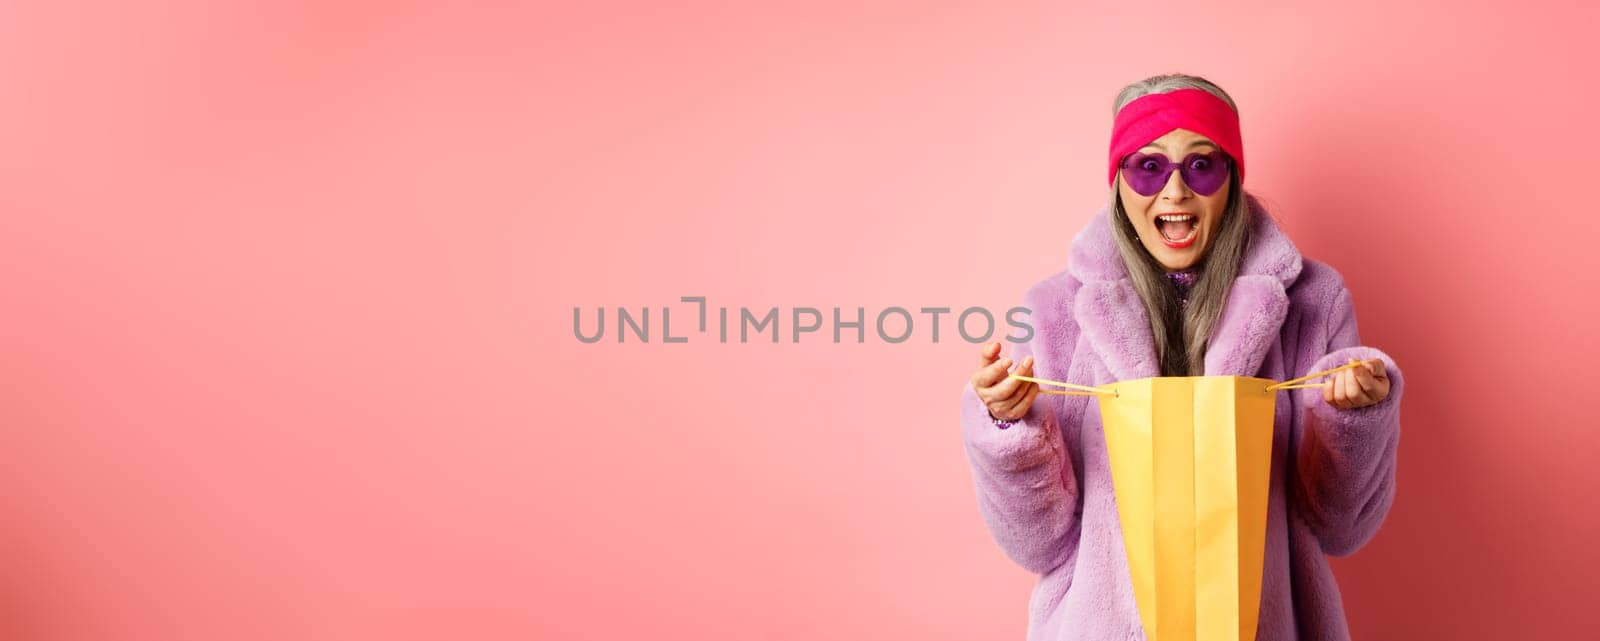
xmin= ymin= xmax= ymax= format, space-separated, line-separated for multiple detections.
xmin=1160 ymin=167 xmax=1192 ymax=200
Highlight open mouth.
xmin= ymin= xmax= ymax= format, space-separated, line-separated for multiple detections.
xmin=1155 ymin=214 xmax=1199 ymax=247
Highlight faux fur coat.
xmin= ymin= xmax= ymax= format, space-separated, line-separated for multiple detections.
xmin=959 ymin=194 xmax=1405 ymax=640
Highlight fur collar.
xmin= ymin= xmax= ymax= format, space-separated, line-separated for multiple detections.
xmin=1065 ymin=193 xmax=1304 ymax=381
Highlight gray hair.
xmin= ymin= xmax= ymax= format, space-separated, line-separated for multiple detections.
xmin=1108 ymin=73 xmax=1252 ymax=376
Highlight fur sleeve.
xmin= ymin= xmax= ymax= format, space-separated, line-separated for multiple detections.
xmin=1291 ymin=285 xmax=1405 ymax=557
xmin=958 ymin=280 xmax=1082 ymax=575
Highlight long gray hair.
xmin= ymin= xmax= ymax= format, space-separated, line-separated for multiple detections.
xmin=1108 ymin=74 xmax=1253 ymax=377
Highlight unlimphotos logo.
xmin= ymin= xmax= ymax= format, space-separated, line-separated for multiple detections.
xmin=574 ymin=296 xmax=1033 ymax=344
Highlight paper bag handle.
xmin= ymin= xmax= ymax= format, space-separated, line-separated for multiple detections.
xmin=1006 ymin=374 xmax=1118 ymax=397
xmin=1263 ymin=360 xmax=1366 ymax=391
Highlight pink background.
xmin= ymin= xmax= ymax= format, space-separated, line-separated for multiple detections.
xmin=3 ymin=2 xmax=1596 ymax=639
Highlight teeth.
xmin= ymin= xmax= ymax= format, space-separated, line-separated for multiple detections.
xmin=1154 ymin=214 xmax=1200 ymax=243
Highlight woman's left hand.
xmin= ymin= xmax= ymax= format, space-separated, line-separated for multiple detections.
xmin=1324 ymin=358 xmax=1390 ymax=410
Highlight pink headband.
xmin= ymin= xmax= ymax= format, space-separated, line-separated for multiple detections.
xmin=1107 ymin=88 xmax=1245 ymax=187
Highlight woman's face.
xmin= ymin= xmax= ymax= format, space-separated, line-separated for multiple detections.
xmin=1116 ymin=128 xmax=1230 ymax=272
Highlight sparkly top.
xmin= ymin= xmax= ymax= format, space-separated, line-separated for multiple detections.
xmin=1167 ymin=268 xmax=1200 ymax=307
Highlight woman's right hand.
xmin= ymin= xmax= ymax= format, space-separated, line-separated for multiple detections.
xmin=972 ymin=341 xmax=1040 ymax=421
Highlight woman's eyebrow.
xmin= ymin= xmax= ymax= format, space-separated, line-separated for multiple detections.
xmin=1140 ymin=140 xmax=1219 ymax=151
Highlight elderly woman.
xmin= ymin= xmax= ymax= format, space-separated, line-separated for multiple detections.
xmin=959 ymin=74 xmax=1404 ymax=640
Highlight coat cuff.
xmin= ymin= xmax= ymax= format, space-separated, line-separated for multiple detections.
xmin=1293 ymin=345 xmax=1405 ymax=437
xmin=961 ymin=381 xmax=1055 ymax=467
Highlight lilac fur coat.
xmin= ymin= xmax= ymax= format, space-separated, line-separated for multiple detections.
xmin=959 ymin=195 xmax=1404 ymax=640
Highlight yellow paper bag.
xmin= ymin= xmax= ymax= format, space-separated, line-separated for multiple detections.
xmin=1010 ymin=362 xmax=1360 ymax=641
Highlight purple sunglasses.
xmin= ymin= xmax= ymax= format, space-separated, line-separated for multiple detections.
xmin=1118 ymin=150 xmax=1232 ymax=196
